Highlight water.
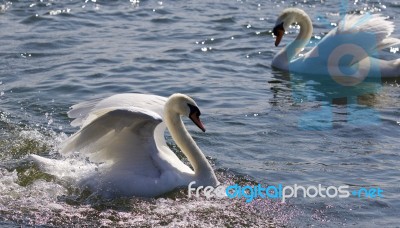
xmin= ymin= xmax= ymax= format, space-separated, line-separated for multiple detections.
xmin=0 ymin=0 xmax=399 ymax=226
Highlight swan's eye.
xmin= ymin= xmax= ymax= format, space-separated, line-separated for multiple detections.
xmin=187 ymin=103 xmax=201 ymax=117
xmin=187 ymin=103 xmax=205 ymax=132
xmin=273 ymin=22 xmax=285 ymax=36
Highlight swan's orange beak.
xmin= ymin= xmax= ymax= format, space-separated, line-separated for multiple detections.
xmin=190 ymin=113 xmax=206 ymax=132
xmin=274 ymin=29 xmax=284 ymax=47
xmin=273 ymin=22 xmax=285 ymax=47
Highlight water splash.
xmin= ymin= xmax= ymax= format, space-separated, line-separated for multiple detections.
xmin=0 ymin=124 xmax=298 ymax=226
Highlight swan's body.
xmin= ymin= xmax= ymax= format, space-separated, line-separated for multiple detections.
xmin=272 ymin=8 xmax=400 ymax=79
xmin=30 ymin=93 xmax=218 ymax=198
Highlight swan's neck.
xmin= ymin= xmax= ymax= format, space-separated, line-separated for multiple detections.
xmin=273 ymin=10 xmax=313 ymax=69
xmin=164 ymin=110 xmax=218 ymax=185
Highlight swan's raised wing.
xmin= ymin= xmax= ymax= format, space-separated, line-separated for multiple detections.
xmin=68 ymin=93 xmax=167 ymax=128
xmin=67 ymin=98 xmax=103 ymax=127
xmin=64 ymin=93 xmax=192 ymax=175
xmin=61 ymin=107 xmax=165 ymax=177
xmin=305 ymin=14 xmax=400 ymax=64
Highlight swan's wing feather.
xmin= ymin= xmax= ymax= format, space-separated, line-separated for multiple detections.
xmin=337 ymin=13 xmax=399 ymax=55
xmin=337 ymin=14 xmax=395 ymax=40
xmin=376 ymin=37 xmax=400 ymax=50
xmin=68 ymin=93 xmax=167 ymax=128
xmin=69 ymin=98 xmax=103 ymax=127
xmin=305 ymin=14 xmax=399 ymax=64
xmin=61 ymin=107 xmax=162 ymax=167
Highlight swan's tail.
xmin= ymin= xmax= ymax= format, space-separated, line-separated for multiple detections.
xmin=29 ymin=154 xmax=61 ymax=172
xmin=29 ymin=154 xmax=98 ymax=181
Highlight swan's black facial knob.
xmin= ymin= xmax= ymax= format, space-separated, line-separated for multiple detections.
xmin=187 ymin=103 xmax=205 ymax=132
xmin=273 ymin=22 xmax=285 ymax=47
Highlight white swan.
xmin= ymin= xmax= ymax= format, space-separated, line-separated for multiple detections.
xmin=271 ymin=8 xmax=400 ymax=81
xmin=30 ymin=93 xmax=219 ymax=198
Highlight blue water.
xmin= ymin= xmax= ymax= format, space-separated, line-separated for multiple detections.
xmin=0 ymin=0 xmax=399 ymax=226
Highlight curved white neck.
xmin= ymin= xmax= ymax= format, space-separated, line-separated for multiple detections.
xmin=273 ymin=10 xmax=313 ymax=70
xmin=164 ymin=110 xmax=218 ymax=185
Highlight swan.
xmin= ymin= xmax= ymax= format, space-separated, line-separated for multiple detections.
xmin=271 ymin=8 xmax=400 ymax=82
xmin=30 ymin=93 xmax=219 ymax=198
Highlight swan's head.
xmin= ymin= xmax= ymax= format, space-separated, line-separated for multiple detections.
xmin=166 ymin=93 xmax=206 ymax=132
xmin=273 ymin=8 xmax=308 ymax=46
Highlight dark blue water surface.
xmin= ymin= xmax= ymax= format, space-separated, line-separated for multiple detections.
xmin=0 ymin=0 xmax=399 ymax=226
